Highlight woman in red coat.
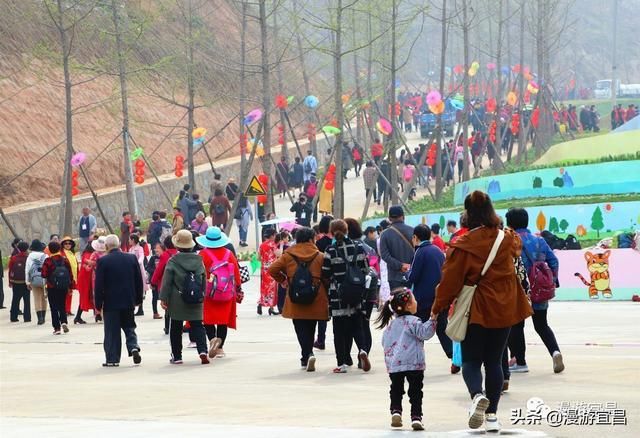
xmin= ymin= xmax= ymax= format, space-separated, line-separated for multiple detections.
xmin=196 ymin=227 xmax=243 ymax=359
xmin=151 ymin=235 xmax=177 ymax=335
xmin=258 ymin=228 xmax=279 ymax=315
xmin=74 ymin=242 xmax=95 ymax=324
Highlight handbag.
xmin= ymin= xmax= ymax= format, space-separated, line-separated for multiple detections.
xmin=445 ymin=229 xmax=504 ymax=342
xmin=239 ymin=264 xmax=251 ymax=284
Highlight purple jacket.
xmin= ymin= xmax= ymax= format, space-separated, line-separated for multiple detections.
xmin=382 ymin=315 xmax=436 ymax=373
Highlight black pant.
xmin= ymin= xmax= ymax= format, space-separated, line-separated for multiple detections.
xmin=170 ymin=319 xmax=207 ymax=359
xmin=388 ymin=279 xmax=407 ymax=292
xmin=102 ymin=309 xmax=139 ymax=363
xmin=365 ymin=188 xmax=377 ymax=203
xmin=277 ymin=285 xmax=286 ymax=314
xmin=389 ymin=370 xmax=424 ymax=418
xmin=362 ymin=302 xmax=374 ymax=354
xmin=10 ymin=283 xmax=31 ymax=322
xmin=501 ymin=347 xmax=510 ymax=381
xmin=461 ymin=324 xmax=510 ymax=414
xmin=47 ymin=288 xmax=68 ymax=330
xmin=416 ymin=306 xmax=452 ymax=358
xmin=354 ymin=160 xmax=363 ymax=177
xmin=293 ymin=319 xmax=317 ymax=365
xmin=151 ymin=287 xmax=159 ymax=315
xmin=205 ymin=324 xmax=228 ymax=347
xmin=508 ymin=308 xmax=560 ymax=365
xmin=316 ymin=320 xmax=327 ymax=344
xmin=0 ymin=276 xmax=5 ymax=307
xmin=333 ymin=314 xmax=366 ymax=366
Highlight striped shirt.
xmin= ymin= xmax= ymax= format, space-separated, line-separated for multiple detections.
xmin=322 ymin=238 xmax=369 ymax=317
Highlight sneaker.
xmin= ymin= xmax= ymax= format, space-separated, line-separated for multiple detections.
xmin=391 ymin=412 xmax=402 ymax=428
xmin=508 ymin=357 xmax=517 ymax=367
xmin=451 ymin=364 xmax=461 ymax=374
xmin=509 ymin=364 xmax=529 ymax=373
xmin=468 ymin=393 xmax=490 ymax=429
xmin=200 ymin=353 xmax=210 ymax=365
xmin=53 ymin=330 xmax=61 ymax=335
xmin=411 ymin=418 xmax=424 ymax=431
xmin=131 ymin=349 xmax=142 ymax=365
xmin=61 ymin=323 xmax=69 ymax=333
xmin=552 ymin=351 xmax=565 ymax=373
xmin=153 ymin=313 xmax=163 ymax=319
xmin=358 ymin=350 xmax=371 ymax=372
xmin=313 ymin=340 xmax=325 ymax=350
xmin=169 ymin=358 xmax=183 ymax=365
xmin=102 ymin=362 xmax=119 ymax=367
xmin=306 ymin=356 xmax=316 ymax=372
xmin=215 ymin=348 xmax=225 ymax=358
xmin=332 ymin=365 xmax=348 ymax=374
xmin=208 ymin=337 xmax=222 ymax=358
xmin=485 ymin=414 xmax=502 ymax=433
xmin=502 ymin=380 xmax=509 ymax=393
xmin=187 ymin=341 xmax=197 ymax=348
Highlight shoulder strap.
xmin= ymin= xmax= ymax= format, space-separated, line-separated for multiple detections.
xmin=387 ymin=225 xmax=414 ymax=252
xmin=480 ymin=229 xmax=505 ymax=277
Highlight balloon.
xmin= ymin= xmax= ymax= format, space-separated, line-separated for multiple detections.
xmin=486 ymin=98 xmax=497 ymax=112
xmin=524 ymin=72 xmax=533 ymax=81
xmin=426 ymin=90 xmax=442 ymax=106
xmin=444 ymin=66 xmax=452 ymax=75
xmin=429 ymin=101 xmax=445 ymax=115
xmin=512 ymin=64 xmax=521 ymax=74
xmin=135 ymin=175 xmax=144 ymax=184
xmin=341 ymin=94 xmax=350 ymax=105
xmin=450 ymin=99 xmax=464 ymax=110
xmin=376 ymin=118 xmax=393 ymax=136
xmin=471 ymin=61 xmax=480 ymax=70
xmin=322 ymin=125 xmax=341 ymax=135
xmin=324 ymin=180 xmax=334 ymax=191
xmin=501 ymin=66 xmax=510 ymax=75
xmin=527 ymin=83 xmax=539 ymax=94
xmin=361 ymin=100 xmax=371 ymax=110
xmin=192 ymin=127 xmax=207 ymax=139
xmin=507 ymin=91 xmax=517 ymax=106
xmin=243 ymin=108 xmax=263 ymax=125
xmin=193 ymin=136 xmax=204 ymax=146
xmin=486 ymin=62 xmax=496 ymax=70
xmin=275 ymin=94 xmax=288 ymax=110
xmin=468 ymin=66 xmax=478 ymax=77
xmin=175 ymin=169 xmax=183 ymax=178
xmin=453 ymin=65 xmax=463 ymax=74
xmin=304 ymin=95 xmax=319 ymax=108
xmin=70 ymin=152 xmax=86 ymax=167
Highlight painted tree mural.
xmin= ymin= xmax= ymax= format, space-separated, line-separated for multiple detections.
xmin=536 ymin=211 xmax=546 ymax=232
xmin=549 ymin=217 xmax=559 ymax=233
xmin=559 ymin=219 xmax=569 ymax=233
xmin=591 ymin=206 xmax=604 ymax=238
xmin=439 ymin=215 xmax=446 ymax=230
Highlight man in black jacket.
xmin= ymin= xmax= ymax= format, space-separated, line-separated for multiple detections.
xmin=95 ymin=235 xmax=143 ymax=367
xmin=379 ymin=206 xmax=415 ymax=290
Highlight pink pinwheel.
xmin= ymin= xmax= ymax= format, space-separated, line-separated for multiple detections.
xmin=376 ymin=118 xmax=393 ymax=136
xmin=70 ymin=152 xmax=86 ymax=167
xmin=426 ymin=90 xmax=442 ymax=106
xmin=486 ymin=62 xmax=496 ymax=70
xmin=243 ymin=108 xmax=263 ymax=126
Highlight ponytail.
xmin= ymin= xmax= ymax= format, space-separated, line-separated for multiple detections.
xmin=375 ymin=289 xmax=414 ymax=330
xmin=375 ymin=299 xmax=394 ymax=329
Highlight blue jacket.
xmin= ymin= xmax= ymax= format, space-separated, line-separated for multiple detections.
xmin=408 ymin=241 xmax=445 ymax=310
xmin=516 ymin=228 xmax=559 ymax=310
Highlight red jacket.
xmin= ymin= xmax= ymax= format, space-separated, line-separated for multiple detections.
xmin=150 ymin=248 xmax=177 ymax=288
xmin=371 ymin=143 xmax=383 ymax=158
xmin=432 ymin=235 xmax=446 ymax=252
xmin=41 ymin=254 xmax=76 ymax=290
xmin=8 ymin=251 xmax=28 ymax=286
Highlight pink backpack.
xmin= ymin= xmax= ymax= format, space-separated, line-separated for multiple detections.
xmin=403 ymin=165 xmax=414 ymax=182
xmin=205 ymin=249 xmax=236 ymax=302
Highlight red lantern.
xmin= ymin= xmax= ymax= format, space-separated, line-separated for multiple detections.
xmin=176 ymin=155 xmax=184 ymax=162
xmin=135 ymin=159 xmax=145 ymax=168
xmin=258 ymin=173 xmax=268 ymax=185
xmin=531 ymin=108 xmax=540 ymax=129
xmin=72 ymin=170 xmax=79 ymax=178
xmin=239 ymin=133 xmax=248 ymax=153
xmin=175 ymin=155 xmax=184 ymax=177
xmin=277 ymin=124 xmax=285 ymax=145
xmin=394 ymin=102 xmax=401 ymax=116
xmin=71 ymin=178 xmax=79 ymax=187
xmin=135 ymin=175 xmax=144 ymax=184
xmin=71 ymin=168 xmax=79 ymax=191
xmin=486 ymin=98 xmax=497 ymax=113
xmin=275 ymin=94 xmax=288 ymax=110
xmin=72 ymin=187 xmax=79 ymax=196
xmin=324 ymin=180 xmax=334 ymax=191
xmin=135 ymin=168 xmax=145 ymax=176
xmin=511 ymin=113 xmax=520 ymax=136
xmin=257 ymin=194 xmax=267 ymax=204
xmin=328 ymin=163 xmax=336 ymax=173
xmin=175 ymin=169 xmax=183 ymax=178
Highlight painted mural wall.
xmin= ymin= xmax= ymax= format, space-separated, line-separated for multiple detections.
xmin=364 ymin=201 xmax=640 ymax=242
xmin=453 ymin=160 xmax=640 ymax=205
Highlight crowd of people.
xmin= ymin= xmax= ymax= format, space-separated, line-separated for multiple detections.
xmin=3 ymin=185 xmax=567 ymax=433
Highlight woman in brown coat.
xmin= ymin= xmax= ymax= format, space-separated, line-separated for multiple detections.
xmin=431 ymin=191 xmax=532 ymax=433
xmin=268 ymin=227 xmax=329 ymax=372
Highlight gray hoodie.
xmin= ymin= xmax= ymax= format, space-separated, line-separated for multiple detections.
xmin=382 ymin=315 xmax=436 ymax=373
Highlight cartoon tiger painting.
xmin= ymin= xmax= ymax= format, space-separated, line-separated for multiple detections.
xmin=574 ymin=250 xmax=612 ymax=299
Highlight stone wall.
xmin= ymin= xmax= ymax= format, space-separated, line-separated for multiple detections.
xmin=0 ymin=136 xmax=334 ymax=253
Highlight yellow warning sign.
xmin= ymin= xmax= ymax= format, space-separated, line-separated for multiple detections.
xmin=244 ymin=176 xmax=267 ymax=196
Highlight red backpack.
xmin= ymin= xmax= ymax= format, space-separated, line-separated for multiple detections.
xmin=522 ymin=240 xmax=556 ymax=303
xmin=9 ymin=253 xmax=27 ymax=283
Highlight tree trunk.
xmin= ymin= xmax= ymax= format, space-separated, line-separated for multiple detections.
xmin=388 ymin=0 xmax=399 ymax=205
xmin=461 ymin=0 xmax=471 ymax=181
xmin=259 ymin=0 xmax=273 ymax=215
xmin=293 ymin=0 xmax=315 ymax=158
xmin=365 ymin=12 xmax=374 ymax=148
xmin=111 ymin=0 xmax=138 ymax=217
xmin=516 ymin=0 xmax=527 ymax=162
xmin=186 ymin=0 xmax=196 ymax=191
xmin=239 ymin=0 xmax=247 ymax=173
xmin=351 ymin=9 xmax=363 ymax=145
xmin=332 ymin=0 xmax=345 ymax=218
xmin=272 ymin=0 xmax=288 ymax=160
xmin=435 ymin=0 xmax=447 ymax=199
xmin=494 ymin=0 xmax=504 ymax=171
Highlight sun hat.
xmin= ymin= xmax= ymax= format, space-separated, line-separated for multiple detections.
xmin=29 ymin=239 xmax=46 ymax=252
xmin=60 ymin=236 xmax=76 ymax=250
xmin=91 ymin=236 xmax=107 ymax=252
xmin=172 ymin=229 xmax=196 ymax=249
xmin=195 ymin=226 xmax=230 ymax=249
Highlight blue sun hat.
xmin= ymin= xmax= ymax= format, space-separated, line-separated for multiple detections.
xmin=196 ymin=226 xmax=230 ymax=249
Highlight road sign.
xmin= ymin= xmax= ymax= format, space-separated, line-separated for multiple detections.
xmin=244 ymin=176 xmax=267 ymax=196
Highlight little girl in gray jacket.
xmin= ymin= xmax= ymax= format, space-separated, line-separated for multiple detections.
xmin=377 ymin=289 xmax=436 ymax=431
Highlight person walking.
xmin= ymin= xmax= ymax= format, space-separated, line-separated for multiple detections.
xmin=407 ymin=225 xmax=454 ymax=371
xmin=362 ymin=161 xmax=377 ymax=201
xmin=505 ymin=208 xmax=564 ymax=374
xmin=128 ymin=234 xmax=148 ymax=316
xmin=172 ymin=207 xmax=185 ymax=233
xmin=41 ymin=241 xmax=75 ymax=335
xmin=151 ymin=235 xmax=178 ymax=334
xmin=145 ymin=242 xmax=163 ymax=320
xmin=290 ymin=193 xmax=313 ymax=228
xmin=313 ymin=215 xmax=333 ymax=350
xmin=74 ymin=240 xmax=95 ymax=324
xmin=197 ymin=227 xmax=243 ymax=359
xmin=376 ymin=289 xmax=436 ymax=431
xmin=8 ymin=241 xmax=30 ymax=323
xmin=234 ymin=195 xmax=252 ymax=247
xmin=352 ymin=143 xmax=363 ymax=177
xmin=160 ymin=230 xmax=209 ymax=365
xmin=290 ymin=156 xmax=304 ymax=193
xmin=120 ymin=212 xmax=135 ymax=252
xmin=225 ymin=178 xmax=239 ymax=201
xmin=25 ymin=239 xmax=48 ymax=325
xmin=60 ymin=236 xmax=78 ymax=317
xmin=209 ymin=189 xmax=232 ymax=229
xmin=303 ymin=150 xmax=317 ymax=183
xmin=257 ymin=228 xmax=279 ymax=315
xmin=431 ymin=191 xmax=532 ymax=433
xmin=276 ymin=156 xmax=289 ymax=198
xmin=78 ymin=207 xmax=97 ymax=251
xmin=94 ymin=235 xmax=143 ymax=367
xmin=87 ymin=236 xmax=107 ymax=323
xmin=321 ymin=219 xmax=371 ymax=374
xmin=146 ymin=212 xmax=162 ymax=248
xmin=269 ymin=227 xmax=328 ymax=371
xmin=379 ymin=206 xmax=415 ymax=290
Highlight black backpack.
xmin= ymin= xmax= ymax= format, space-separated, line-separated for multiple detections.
xmin=541 ymin=230 xmax=565 ymax=250
xmin=289 ymin=253 xmax=320 ymax=305
xmin=214 ymin=202 xmax=226 ymax=215
xmin=179 ymin=270 xmax=204 ymax=304
xmin=338 ymin=243 xmax=367 ymax=307
xmin=564 ymin=234 xmax=581 ymax=250
xmin=51 ymin=258 xmax=71 ymax=290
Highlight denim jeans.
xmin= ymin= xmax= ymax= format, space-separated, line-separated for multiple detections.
xmin=238 ymin=225 xmax=248 ymax=243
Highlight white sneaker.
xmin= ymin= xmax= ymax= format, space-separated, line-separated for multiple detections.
xmin=391 ymin=412 xmax=402 ymax=428
xmin=187 ymin=341 xmax=197 ymax=348
xmin=552 ymin=351 xmax=565 ymax=373
xmin=306 ymin=356 xmax=316 ymax=372
xmin=485 ymin=414 xmax=502 ymax=433
xmin=208 ymin=337 xmax=222 ymax=358
xmin=468 ymin=393 xmax=490 ymax=429
xmin=509 ymin=364 xmax=529 ymax=373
